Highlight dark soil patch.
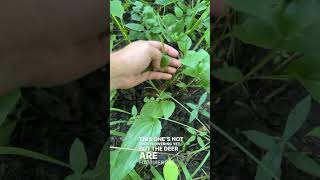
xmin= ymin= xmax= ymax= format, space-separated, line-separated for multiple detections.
xmin=0 ymin=69 xmax=107 ymax=180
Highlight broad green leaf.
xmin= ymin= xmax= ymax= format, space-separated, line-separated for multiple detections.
xmin=282 ymin=96 xmax=311 ymax=141
xmin=160 ymin=100 xmax=175 ymax=119
xmin=174 ymin=6 xmax=183 ymax=17
xmin=131 ymin=13 xmax=142 ymax=21
xmin=186 ymin=103 xmax=197 ymax=110
xmin=110 ymin=0 xmax=124 ymax=18
xmin=243 ymin=130 xmax=277 ymax=151
xmin=186 ymin=127 xmax=197 ymax=135
xmin=214 ymin=66 xmax=244 ymax=82
xmin=178 ymin=35 xmax=192 ymax=53
xmin=161 ymin=54 xmax=171 ymax=68
xmin=225 ymin=0 xmax=276 ymax=23
xmin=151 ymin=165 xmax=165 ymax=180
xmin=110 ymin=113 xmax=162 ymax=180
xmin=155 ymin=0 xmax=172 ymax=6
xmin=306 ymin=127 xmax=320 ymax=138
xmin=185 ymin=135 xmax=196 ymax=145
xmin=140 ymin=100 xmax=163 ymax=119
xmin=198 ymin=92 xmax=208 ymax=106
xmin=0 ymin=90 xmax=20 ymax=126
xmin=176 ymin=82 xmax=187 ymax=88
xmin=125 ymin=23 xmax=145 ymax=32
xmin=189 ymin=109 xmax=198 ymax=123
xmin=197 ymin=136 xmax=205 ymax=148
xmin=163 ymin=159 xmax=179 ymax=180
xmin=286 ymin=152 xmax=320 ymax=177
xmin=70 ymin=138 xmax=88 ymax=173
xmin=233 ymin=17 xmax=281 ymax=49
xmin=177 ymin=160 xmax=192 ymax=180
xmin=181 ymin=51 xmax=200 ymax=68
xmin=255 ymin=145 xmax=284 ymax=180
xmin=163 ymin=14 xmax=176 ymax=27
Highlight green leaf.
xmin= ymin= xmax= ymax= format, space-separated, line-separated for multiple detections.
xmin=70 ymin=138 xmax=88 ymax=173
xmin=185 ymin=135 xmax=196 ymax=145
xmin=286 ymin=152 xmax=320 ymax=177
xmin=197 ymin=136 xmax=205 ymax=148
xmin=140 ymin=99 xmax=163 ymax=119
xmin=161 ymin=54 xmax=171 ymax=68
xmin=110 ymin=109 xmax=162 ymax=180
xmin=125 ymin=23 xmax=145 ymax=31
xmin=306 ymin=127 xmax=320 ymax=138
xmin=151 ymin=165 xmax=164 ymax=180
xmin=214 ymin=66 xmax=244 ymax=82
xmin=174 ymin=6 xmax=183 ymax=17
xmin=131 ymin=13 xmax=142 ymax=21
xmin=233 ymin=16 xmax=280 ymax=50
xmin=282 ymin=96 xmax=311 ymax=141
xmin=0 ymin=90 xmax=20 ymax=126
xmin=243 ymin=130 xmax=278 ymax=151
xmin=110 ymin=0 xmax=124 ymax=18
xmin=186 ymin=127 xmax=197 ymax=135
xmin=177 ymin=160 xmax=192 ymax=180
xmin=131 ymin=105 xmax=138 ymax=116
xmin=188 ymin=109 xmax=198 ymax=123
xmin=255 ymin=145 xmax=284 ymax=180
xmin=225 ymin=0 xmax=276 ymax=23
xmin=186 ymin=103 xmax=197 ymax=110
xmin=176 ymin=82 xmax=187 ymax=88
xmin=155 ymin=0 xmax=172 ymax=6
xmin=198 ymin=92 xmax=207 ymax=106
xmin=163 ymin=159 xmax=179 ymax=180
xmin=160 ymin=100 xmax=175 ymax=119
xmin=110 ymin=130 xmax=126 ymax=137
xmin=0 ymin=146 xmax=69 ymax=168
xmin=178 ymin=35 xmax=192 ymax=53
xmin=163 ymin=14 xmax=176 ymax=27
xmin=125 ymin=170 xmax=143 ymax=180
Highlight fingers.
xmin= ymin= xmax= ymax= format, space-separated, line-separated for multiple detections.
xmin=148 ymin=41 xmax=179 ymax=57
xmin=141 ymin=71 xmax=172 ymax=81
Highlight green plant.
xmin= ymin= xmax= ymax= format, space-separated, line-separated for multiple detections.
xmin=213 ymin=0 xmax=320 ymax=179
xmin=110 ymin=0 xmax=211 ymax=179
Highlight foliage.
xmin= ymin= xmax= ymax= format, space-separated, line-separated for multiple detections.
xmin=110 ymin=0 xmax=210 ymax=179
xmin=214 ymin=0 xmax=320 ymax=179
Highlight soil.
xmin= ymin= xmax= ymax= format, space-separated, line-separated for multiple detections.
xmin=0 ymin=69 xmax=107 ymax=180
xmin=111 ymin=82 xmax=211 ymax=179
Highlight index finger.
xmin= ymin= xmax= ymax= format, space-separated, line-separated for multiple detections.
xmin=148 ymin=41 xmax=179 ymax=58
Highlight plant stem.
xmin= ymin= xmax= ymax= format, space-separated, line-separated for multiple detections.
xmin=112 ymin=15 xmax=131 ymax=44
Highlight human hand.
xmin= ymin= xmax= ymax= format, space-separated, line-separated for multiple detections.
xmin=110 ymin=40 xmax=181 ymax=90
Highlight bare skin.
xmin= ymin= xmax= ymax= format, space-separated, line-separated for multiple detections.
xmin=110 ymin=41 xmax=181 ymax=90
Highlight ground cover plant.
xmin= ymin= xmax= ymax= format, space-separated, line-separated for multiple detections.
xmin=213 ymin=0 xmax=320 ymax=179
xmin=110 ymin=0 xmax=210 ymax=179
